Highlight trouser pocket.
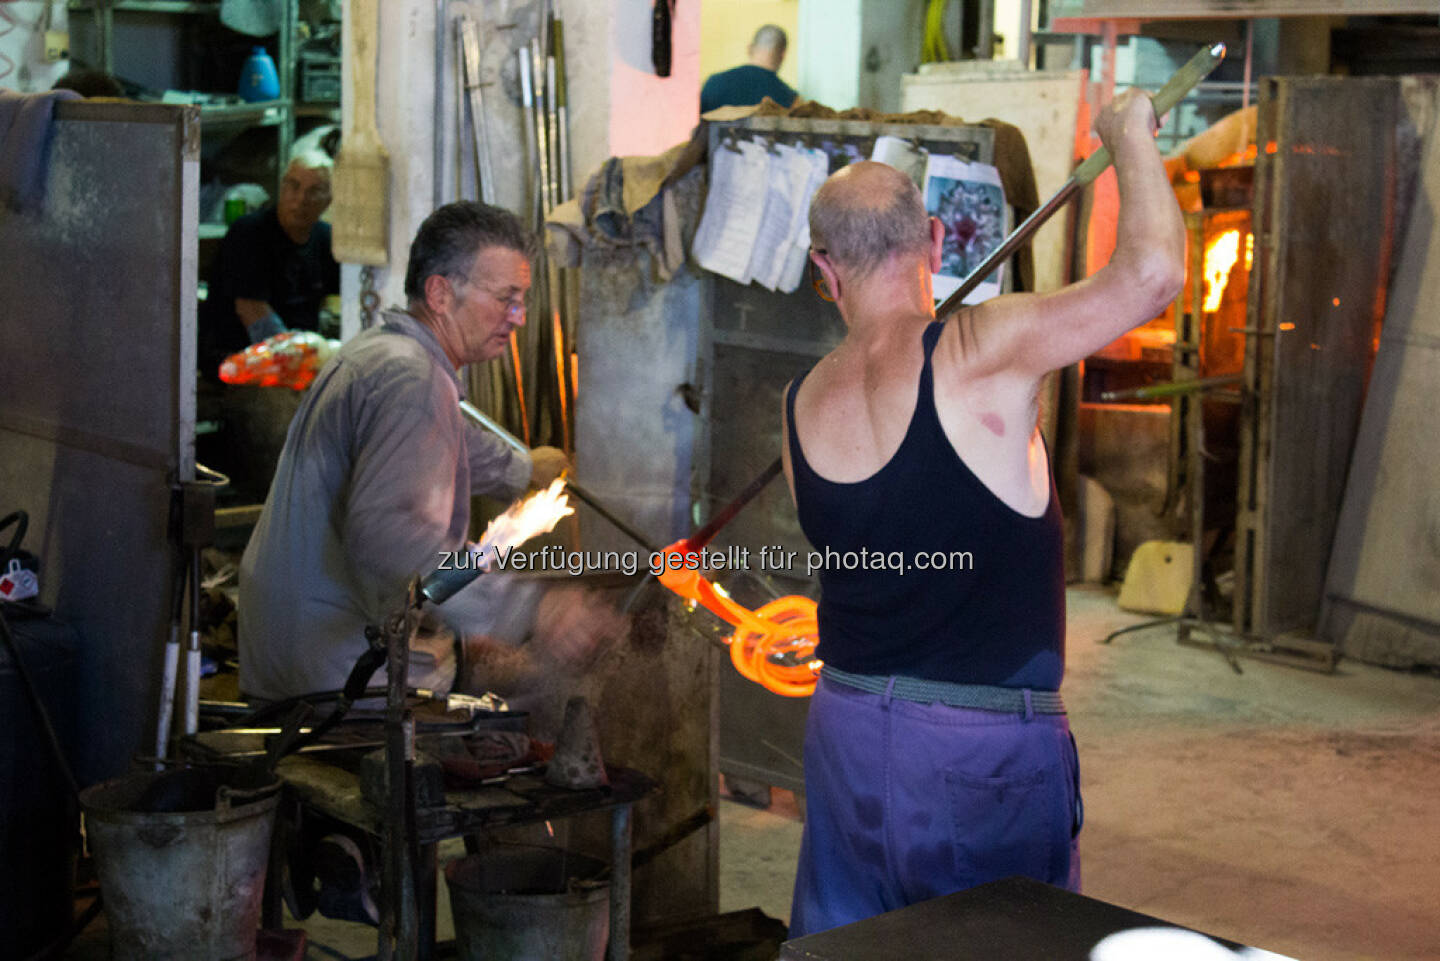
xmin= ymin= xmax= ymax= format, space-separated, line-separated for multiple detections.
xmin=945 ymin=758 xmax=1071 ymax=887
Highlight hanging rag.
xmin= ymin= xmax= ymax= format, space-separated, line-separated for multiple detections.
xmin=0 ymin=88 xmax=81 ymax=215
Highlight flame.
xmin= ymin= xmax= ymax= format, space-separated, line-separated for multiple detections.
xmin=1244 ymin=232 xmax=1254 ymax=271
xmin=1203 ymin=229 xmax=1241 ymax=313
xmin=473 ymin=478 xmax=574 ymax=569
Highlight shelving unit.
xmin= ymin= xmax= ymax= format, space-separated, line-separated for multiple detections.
xmin=67 ymin=0 xmax=298 ymax=196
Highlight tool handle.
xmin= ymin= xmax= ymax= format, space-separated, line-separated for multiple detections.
xmin=1073 ymin=42 xmax=1226 ymax=187
xmin=347 ymin=0 xmax=381 ymax=145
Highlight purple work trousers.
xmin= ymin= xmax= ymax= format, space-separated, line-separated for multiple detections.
xmin=789 ymin=675 xmax=1083 ymax=937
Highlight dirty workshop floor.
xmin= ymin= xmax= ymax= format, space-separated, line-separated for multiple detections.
xmin=62 ymin=586 xmax=1440 ymax=960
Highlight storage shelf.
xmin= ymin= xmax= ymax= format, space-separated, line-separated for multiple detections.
xmin=72 ymin=0 xmax=298 ymax=196
xmin=198 ymin=99 xmax=291 ymax=126
xmin=68 ymin=2 xmax=221 ymax=15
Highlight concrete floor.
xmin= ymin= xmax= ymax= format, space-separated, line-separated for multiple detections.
xmin=719 ymin=587 xmax=1440 ymax=961
xmin=62 ymin=586 xmax=1440 ymax=960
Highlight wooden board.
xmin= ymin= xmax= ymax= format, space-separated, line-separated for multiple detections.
xmin=1234 ymin=77 xmax=1398 ymax=641
xmin=1320 ymin=77 xmax=1440 ymax=668
xmin=901 ymin=67 xmax=1085 ymax=294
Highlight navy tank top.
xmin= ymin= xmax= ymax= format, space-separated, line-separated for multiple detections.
xmin=785 ymin=321 xmax=1065 ymax=690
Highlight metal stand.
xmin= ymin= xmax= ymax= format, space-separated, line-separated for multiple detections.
xmin=1098 ymin=376 xmax=1336 ymax=673
xmin=376 ymin=581 xmax=421 ymax=961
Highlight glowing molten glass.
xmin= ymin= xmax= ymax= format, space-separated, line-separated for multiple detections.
xmin=656 ymin=543 xmax=820 ymax=697
xmin=1203 ymin=229 xmax=1242 ymax=313
xmin=473 ymin=478 xmax=574 ymax=569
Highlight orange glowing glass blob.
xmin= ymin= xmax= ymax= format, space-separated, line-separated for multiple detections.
xmin=1203 ymin=230 xmax=1241 ymax=313
xmin=655 ymin=544 xmax=820 ymax=697
xmin=219 ymin=331 xmax=340 ymax=391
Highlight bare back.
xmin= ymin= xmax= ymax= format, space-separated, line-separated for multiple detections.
xmin=787 ymin=312 xmax=1051 ymax=518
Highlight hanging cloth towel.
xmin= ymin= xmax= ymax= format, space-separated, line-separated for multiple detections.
xmin=0 ymin=88 xmax=81 ymax=215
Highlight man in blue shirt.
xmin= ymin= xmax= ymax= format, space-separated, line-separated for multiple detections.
xmin=700 ymin=25 xmax=798 ymax=114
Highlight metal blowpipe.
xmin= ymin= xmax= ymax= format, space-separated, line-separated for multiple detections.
xmin=934 ymin=41 xmax=1226 ymax=319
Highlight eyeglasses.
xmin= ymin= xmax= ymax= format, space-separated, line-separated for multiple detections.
xmin=453 ymin=275 xmax=527 ymax=320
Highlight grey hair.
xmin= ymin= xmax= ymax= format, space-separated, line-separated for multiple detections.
xmin=287 ymin=149 xmax=334 ymax=174
xmin=752 ymin=24 xmax=787 ymax=56
xmin=404 ymin=201 xmax=535 ymax=302
xmin=808 ymin=169 xmax=931 ymax=278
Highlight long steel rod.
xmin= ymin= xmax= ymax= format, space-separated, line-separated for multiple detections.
xmin=461 ymin=16 xmax=496 ymax=204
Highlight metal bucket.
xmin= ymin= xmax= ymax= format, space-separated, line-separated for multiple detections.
xmin=79 ymin=766 xmax=280 ymax=961
xmin=445 ymin=844 xmax=610 ymax=961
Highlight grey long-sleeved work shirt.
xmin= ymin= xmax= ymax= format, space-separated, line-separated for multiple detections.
xmin=237 ymin=308 xmax=532 ymax=701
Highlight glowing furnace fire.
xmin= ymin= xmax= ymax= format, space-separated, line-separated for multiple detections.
xmin=1203 ymin=229 xmax=1242 ymax=313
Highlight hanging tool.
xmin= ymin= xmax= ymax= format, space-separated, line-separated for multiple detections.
xmin=332 ymin=0 xmax=390 ymax=266
xmin=459 ymin=15 xmax=497 ymax=205
xmin=697 ymin=42 xmax=1232 ymax=538
xmin=155 ymin=476 xmax=218 ymax=763
xmin=551 ymin=11 xmax=572 ymax=201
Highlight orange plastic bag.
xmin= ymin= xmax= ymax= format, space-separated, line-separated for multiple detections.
xmin=219 ymin=331 xmax=339 ymax=390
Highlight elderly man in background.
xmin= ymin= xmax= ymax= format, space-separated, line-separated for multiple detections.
xmin=781 ymin=89 xmax=1184 ymax=935
xmin=239 ymin=200 xmax=619 ymax=711
xmin=199 ymin=149 xmax=340 ymax=373
xmin=700 ymin=24 xmax=798 ymax=114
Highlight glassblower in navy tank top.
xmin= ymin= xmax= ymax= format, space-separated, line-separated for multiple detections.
xmin=782 ymin=89 xmax=1186 ymax=937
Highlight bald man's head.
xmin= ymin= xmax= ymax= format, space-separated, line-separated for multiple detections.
xmin=809 ymin=161 xmax=931 ymax=279
xmin=749 ymin=25 xmax=788 ymax=71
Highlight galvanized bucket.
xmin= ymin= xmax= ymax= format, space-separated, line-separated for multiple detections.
xmin=445 ymin=844 xmax=610 ymax=961
xmin=79 ymin=767 xmax=280 ymax=961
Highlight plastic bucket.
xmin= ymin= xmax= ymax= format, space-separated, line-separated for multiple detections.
xmin=445 ymin=844 xmax=610 ymax=961
xmin=79 ymin=766 xmax=280 ymax=961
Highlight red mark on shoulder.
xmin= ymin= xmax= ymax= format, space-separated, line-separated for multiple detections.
xmin=979 ymin=413 xmax=1005 ymax=437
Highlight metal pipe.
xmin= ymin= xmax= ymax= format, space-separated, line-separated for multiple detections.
xmin=433 ymin=0 xmax=445 ymax=207
xmin=976 ymin=0 xmax=993 ymax=60
xmin=1100 ymin=373 xmax=1242 ymax=403
xmin=529 ymin=38 xmax=552 ymax=221
xmin=461 ymin=16 xmax=497 ymax=205
xmin=184 ymin=547 xmax=201 ymax=736
xmin=518 ymin=47 xmax=540 ymax=221
xmin=1017 ymin=0 xmax=1033 ymax=68
xmin=546 ymin=53 xmax=561 ymax=210
xmin=608 ymin=804 xmax=632 ymax=961
xmin=1242 ymin=20 xmax=1254 ymax=112
xmin=552 ymin=13 xmax=571 ymax=200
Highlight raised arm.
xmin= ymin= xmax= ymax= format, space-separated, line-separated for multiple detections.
xmin=942 ymin=88 xmax=1185 ymax=383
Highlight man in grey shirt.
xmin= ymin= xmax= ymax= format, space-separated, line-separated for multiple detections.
xmin=239 ymin=201 xmax=620 ymax=703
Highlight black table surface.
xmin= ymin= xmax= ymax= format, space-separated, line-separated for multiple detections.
xmin=780 ymin=876 xmax=1249 ymax=961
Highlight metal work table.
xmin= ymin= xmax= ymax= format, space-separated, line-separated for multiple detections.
xmin=263 ymin=749 xmax=656 ymax=960
xmin=779 ymin=876 xmax=1250 ymax=960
